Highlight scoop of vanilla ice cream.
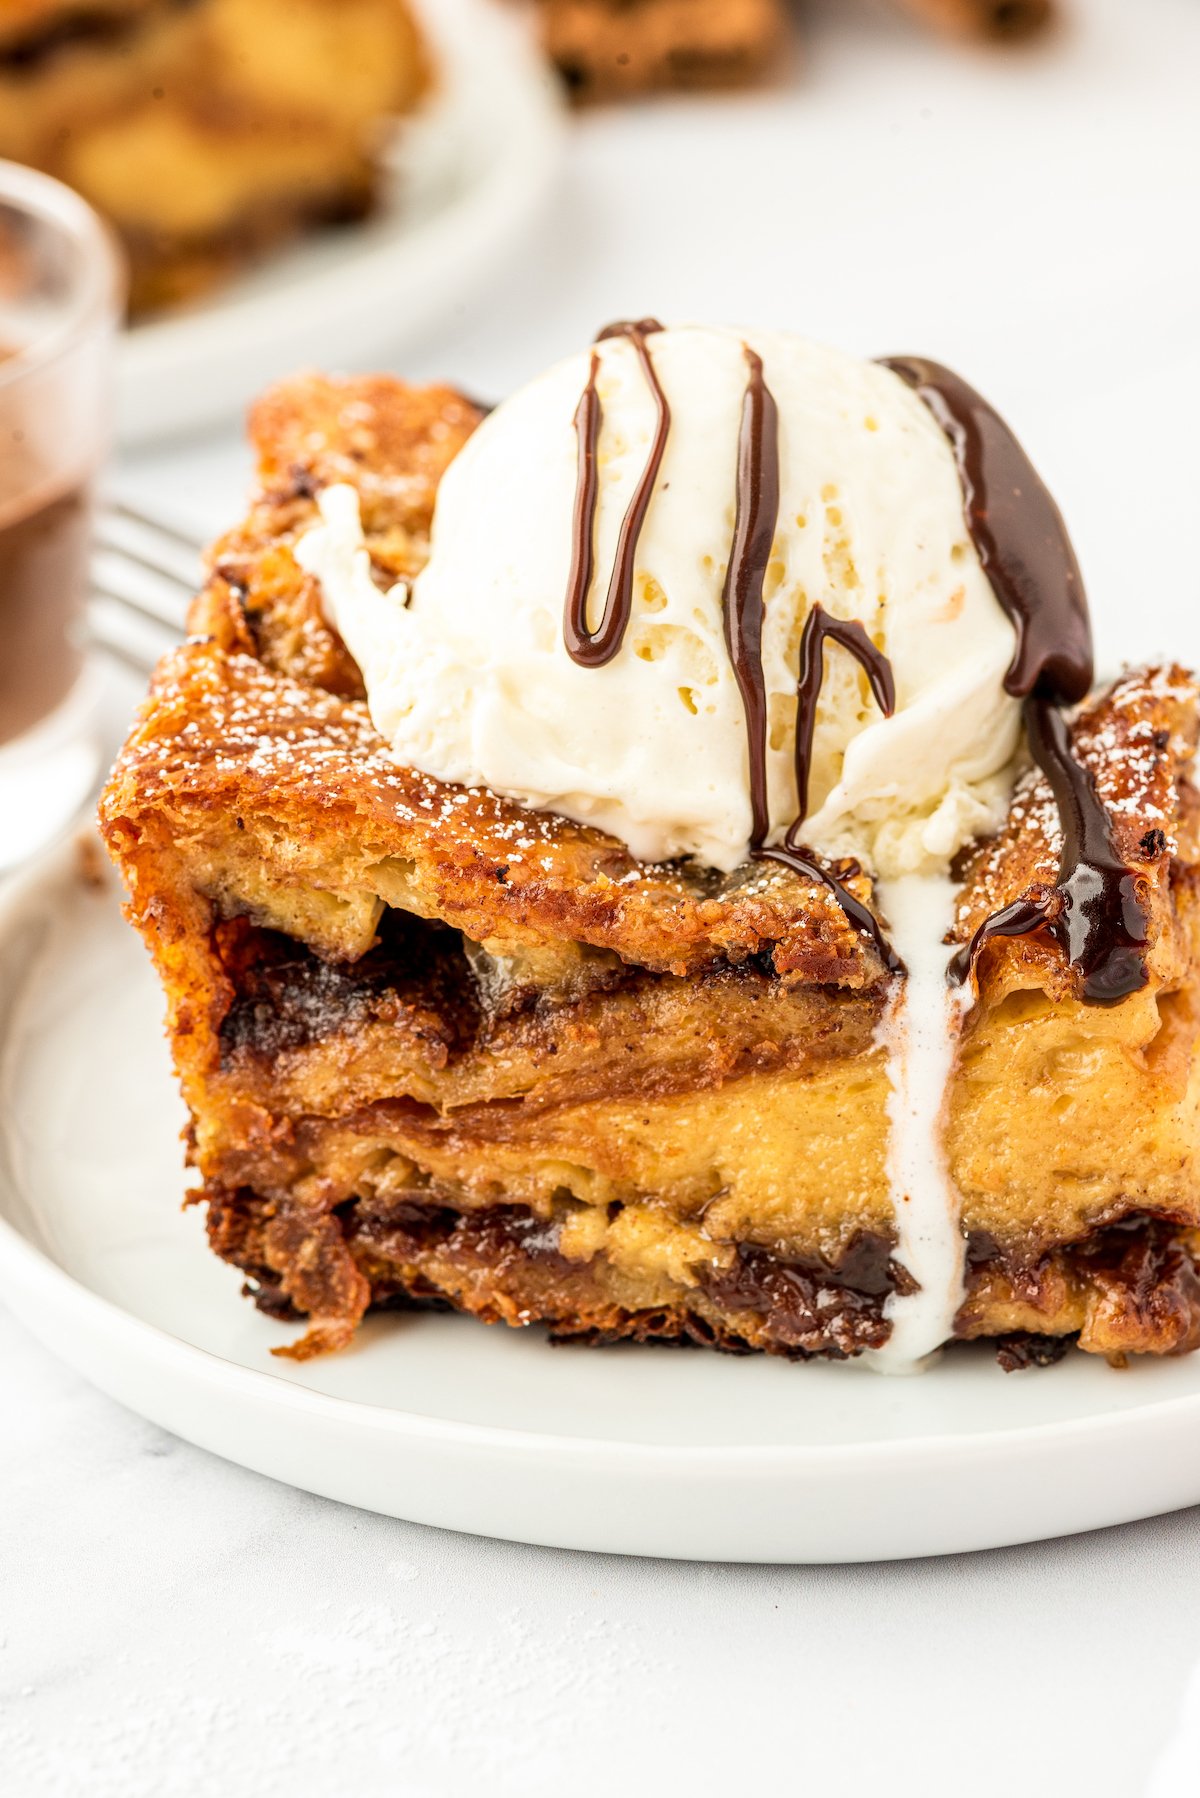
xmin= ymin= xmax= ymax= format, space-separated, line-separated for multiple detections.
xmin=295 ymin=325 xmax=1022 ymax=875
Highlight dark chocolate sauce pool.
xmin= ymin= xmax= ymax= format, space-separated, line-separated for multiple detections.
xmin=561 ymin=327 xmax=1144 ymax=999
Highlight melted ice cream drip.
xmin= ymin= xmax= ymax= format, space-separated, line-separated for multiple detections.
xmin=869 ymin=872 xmax=971 ymax=1372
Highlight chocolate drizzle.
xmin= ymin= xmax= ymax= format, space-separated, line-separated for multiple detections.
xmin=754 ymin=600 xmax=902 ymax=973
xmin=724 ymin=349 xmax=901 ymax=969
xmin=564 ymin=319 xmax=670 ymax=668
xmin=564 ymin=325 xmax=901 ymax=971
xmin=879 ymin=357 xmax=1092 ymax=705
xmin=882 ymin=355 xmax=1149 ymax=1004
xmin=792 ymin=604 xmax=896 ymax=824
xmin=565 ymin=351 xmax=602 ymax=660
xmin=948 ymin=697 xmax=1149 ymax=1002
xmin=721 ymin=346 xmax=779 ymax=848
xmin=717 ymin=347 xmax=899 ymax=967
xmin=757 ymin=839 xmax=904 ymax=973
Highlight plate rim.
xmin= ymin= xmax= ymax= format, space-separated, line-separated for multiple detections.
xmin=6 ymin=838 xmax=1200 ymax=1482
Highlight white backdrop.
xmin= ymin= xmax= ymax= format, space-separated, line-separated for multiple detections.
xmin=5 ymin=0 xmax=1200 ymax=1790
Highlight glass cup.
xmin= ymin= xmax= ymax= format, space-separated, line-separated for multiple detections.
xmin=0 ymin=161 xmax=125 ymax=872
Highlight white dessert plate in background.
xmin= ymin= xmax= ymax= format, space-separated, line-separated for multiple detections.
xmin=116 ymin=0 xmax=564 ymax=444
xmin=6 ymin=843 xmax=1200 ymax=1563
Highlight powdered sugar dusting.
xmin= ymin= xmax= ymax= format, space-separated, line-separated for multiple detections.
xmin=102 ymin=642 xmax=891 ymax=984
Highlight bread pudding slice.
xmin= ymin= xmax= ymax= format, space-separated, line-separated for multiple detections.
xmin=0 ymin=0 xmax=428 ymax=315
xmin=100 ymin=373 xmax=1200 ymax=1365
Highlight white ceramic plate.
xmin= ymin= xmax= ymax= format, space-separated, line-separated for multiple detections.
xmin=6 ymin=843 xmax=1200 ymax=1563
xmin=115 ymin=0 xmax=564 ymax=444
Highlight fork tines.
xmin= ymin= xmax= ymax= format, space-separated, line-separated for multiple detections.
xmin=90 ymin=497 xmax=208 ymax=675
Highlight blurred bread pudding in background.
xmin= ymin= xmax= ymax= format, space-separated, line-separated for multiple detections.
xmin=0 ymin=0 xmax=1061 ymax=314
xmin=529 ymin=0 xmax=1053 ymax=103
xmin=0 ymin=0 xmax=428 ymax=315
xmin=533 ymin=0 xmax=790 ymax=101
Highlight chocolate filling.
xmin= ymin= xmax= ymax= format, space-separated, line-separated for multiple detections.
xmin=993 ymin=1334 xmax=1072 ymax=1372
xmin=963 ymin=1211 xmax=1200 ymax=1363
xmin=208 ymin=1184 xmax=1200 ymax=1367
xmin=211 ymin=900 xmax=841 ymax=1079
xmin=215 ymin=911 xmax=479 ymax=1064
xmin=351 ymin=1196 xmax=567 ymax=1269
xmin=209 ymin=1184 xmax=906 ymax=1360
xmin=700 ymin=1234 xmax=909 ymax=1358
xmin=968 ymin=1211 xmax=1200 ymax=1312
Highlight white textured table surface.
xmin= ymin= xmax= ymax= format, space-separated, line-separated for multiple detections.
xmin=6 ymin=1 xmax=1200 ymax=1791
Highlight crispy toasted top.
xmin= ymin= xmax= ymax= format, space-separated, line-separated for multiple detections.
xmin=103 ymin=639 xmax=889 ymax=985
xmin=194 ymin=375 xmax=481 ymax=697
xmin=106 ymin=372 xmax=1200 ymax=1000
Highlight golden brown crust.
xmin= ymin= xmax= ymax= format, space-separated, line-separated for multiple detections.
xmin=106 ymin=646 xmax=1200 ymax=1003
xmin=195 ymin=377 xmax=484 ymax=697
xmin=244 ymin=372 xmax=483 ymax=526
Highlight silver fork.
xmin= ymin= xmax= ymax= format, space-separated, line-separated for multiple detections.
xmin=89 ymin=499 xmax=206 ymax=675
